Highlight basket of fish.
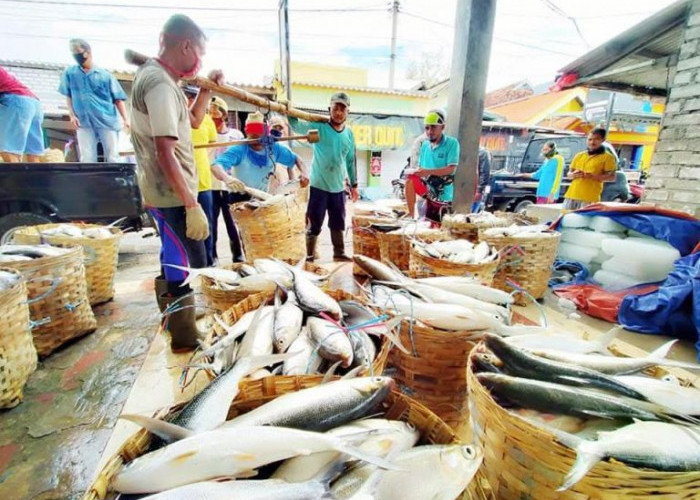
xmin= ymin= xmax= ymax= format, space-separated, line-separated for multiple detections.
xmin=82 ymin=374 xmax=492 ymax=499
xmin=195 ymin=282 xmax=403 ymax=382
xmin=197 ymin=258 xmax=331 ymax=313
xmin=231 ymin=187 xmax=309 ymax=263
xmin=409 ymin=239 xmax=500 ymax=284
xmin=0 ymin=268 xmax=37 ymax=409
xmin=0 ymin=244 xmax=96 ymax=357
xmin=480 ymin=224 xmax=561 ymax=305
xmin=355 ymin=255 xmax=528 ymax=434
xmin=468 ymin=331 xmax=700 ymax=499
xmin=9 ymin=222 xmax=122 ymax=305
xmin=377 ymin=224 xmax=448 ymax=271
xmin=442 ymin=211 xmax=537 ymax=242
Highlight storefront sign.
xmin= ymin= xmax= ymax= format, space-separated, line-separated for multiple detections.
xmin=348 ymin=115 xmax=423 ymax=151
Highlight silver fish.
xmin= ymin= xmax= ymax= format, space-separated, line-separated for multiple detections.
xmin=353 ymin=255 xmax=410 ymax=284
xmin=221 ymin=377 xmax=394 ymax=431
xmin=413 ymin=276 xmax=513 ymax=304
xmin=237 ymin=263 xmax=258 ymax=277
xmin=0 ymin=254 xmax=32 ymax=262
xmin=190 ymin=310 xmax=257 ymax=363
xmin=349 ymin=329 xmax=376 ymax=369
xmin=282 ymin=327 xmax=322 ymax=375
xmin=0 ymin=270 xmax=20 ymax=290
xmin=484 ymin=333 xmax=647 ymax=399
xmin=162 ymin=264 xmax=243 ymax=287
xmin=237 ymin=305 xmax=275 ymax=358
xmin=254 ymin=258 xmax=290 ymax=275
xmin=141 ymin=478 xmax=328 ymax=500
xmin=506 ymin=326 xmax=619 ymax=354
xmin=532 ymin=340 xmax=700 ymax=375
xmin=400 ymin=282 xmax=510 ymax=321
xmin=112 ymin=425 xmax=397 ymax=494
xmin=288 ymin=266 xmax=342 ymax=320
xmin=613 ymin=375 xmax=700 ymax=415
xmin=552 ymin=421 xmax=700 ymax=491
xmin=0 ymin=244 xmax=68 ymax=258
xmin=307 ymin=317 xmax=354 ymax=367
xmin=273 ymin=289 xmax=304 ymax=353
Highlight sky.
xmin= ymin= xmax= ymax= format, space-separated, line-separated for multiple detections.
xmin=0 ymin=0 xmax=679 ymax=91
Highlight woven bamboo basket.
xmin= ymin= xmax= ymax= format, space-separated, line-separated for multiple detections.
xmin=1 ymin=246 xmax=97 ymax=357
xmin=0 ymin=268 xmax=37 ymax=408
xmin=230 ymin=187 xmax=308 ymax=263
xmin=351 ymin=214 xmax=401 ymax=275
xmin=82 ymin=375 xmax=493 ymax=500
xmin=467 ymin=352 xmax=700 ymax=499
xmin=442 ymin=211 xmax=538 ymax=242
xmin=408 ymin=243 xmax=500 ymax=285
xmin=200 ymin=261 xmax=330 ymax=313
xmin=480 ymin=229 xmax=560 ymax=305
xmin=386 ymin=319 xmax=486 ymax=435
xmin=10 ymin=223 xmax=122 ymax=305
xmin=377 ymin=228 xmax=449 ymax=271
xmin=204 ymin=288 xmax=391 ymax=377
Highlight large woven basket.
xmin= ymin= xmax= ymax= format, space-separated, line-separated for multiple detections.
xmin=82 ymin=375 xmax=493 ymax=500
xmin=205 ymin=288 xmax=391 ymax=377
xmin=10 ymin=223 xmax=122 ymax=305
xmin=230 ymin=187 xmax=308 ymax=262
xmin=408 ymin=243 xmax=500 ymax=285
xmin=386 ymin=319 xmax=486 ymax=435
xmin=0 ymin=268 xmax=37 ymax=408
xmin=467 ymin=351 xmax=700 ymax=499
xmin=200 ymin=261 xmax=330 ymax=313
xmin=1 ymin=246 xmax=97 ymax=357
xmin=377 ymin=228 xmax=449 ymax=271
xmin=351 ymin=214 xmax=401 ymax=275
xmin=480 ymin=229 xmax=560 ymax=305
xmin=442 ymin=211 xmax=538 ymax=242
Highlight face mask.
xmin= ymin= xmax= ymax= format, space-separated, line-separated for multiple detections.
xmin=270 ymin=128 xmax=283 ymax=139
xmin=212 ymin=117 xmax=225 ymax=130
xmin=181 ymin=50 xmax=201 ymax=79
xmin=543 ymin=149 xmax=555 ymax=158
xmin=73 ymin=52 xmax=88 ymax=66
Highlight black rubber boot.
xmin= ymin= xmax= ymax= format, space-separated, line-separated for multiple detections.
xmin=154 ymin=275 xmax=169 ymax=313
xmin=331 ymin=230 xmax=351 ymax=262
xmin=158 ymin=291 xmax=200 ymax=353
xmin=306 ymin=234 xmax=319 ymax=262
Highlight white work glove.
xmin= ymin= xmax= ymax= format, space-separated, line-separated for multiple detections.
xmin=226 ymin=176 xmax=247 ymax=194
xmin=185 ymin=205 xmax=210 ymax=241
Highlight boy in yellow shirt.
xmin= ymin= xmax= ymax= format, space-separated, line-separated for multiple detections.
xmin=563 ymin=128 xmax=617 ymax=210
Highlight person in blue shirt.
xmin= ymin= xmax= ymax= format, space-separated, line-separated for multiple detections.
xmin=520 ymin=141 xmax=565 ymax=204
xmin=58 ymin=38 xmax=129 ymax=163
xmin=211 ymin=112 xmax=308 ymax=261
xmin=405 ymin=109 xmax=460 ymax=218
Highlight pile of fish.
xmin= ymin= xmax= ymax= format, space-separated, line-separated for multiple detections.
xmin=354 ymin=199 xmax=407 ymax=219
xmin=30 ymin=223 xmax=114 ymax=239
xmin=481 ymin=224 xmax=554 ymax=238
xmin=442 ymin=211 xmax=512 ymax=227
xmin=0 ymin=270 xmax=20 ymax=292
xmin=471 ymin=333 xmax=700 ymax=490
xmin=0 ymin=244 xmax=71 ymax=263
xmin=412 ymin=239 xmax=498 ymax=265
xmin=113 ymin=376 xmax=483 ymax=499
xmin=169 ymin=258 xmax=328 ymax=294
xmin=186 ymin=258 xmax=406 ymax=379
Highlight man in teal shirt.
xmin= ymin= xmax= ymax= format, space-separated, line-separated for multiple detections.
xmin=519 ymin=141 xmax=565 ymax=203
xmin=405 ymin=109 xmax=460 ymax=217
xmin=291 ymin=92 xmax=357 ymax=261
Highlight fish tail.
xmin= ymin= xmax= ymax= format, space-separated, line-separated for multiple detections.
xmin=648 ymin=339 xmax=678 ymax=360
xmin=162 ymin=264 xmax=197 ymax=286
xmin=236 ymin=352 xmax=297 ymax=378
xmin=335 ymin=443 xmax=401 ymax=471
xmin=558 ymin=440 xmax=601 ymax=491
xmin=119 ymin=414 xmax=193 ymax=442
xmin=373 ymin=315 xmax=410 ymax=354
xmin=594 ymin=326 xmax=621 ymax=353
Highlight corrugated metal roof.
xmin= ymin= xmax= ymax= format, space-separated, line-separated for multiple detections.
xmin=554 ymin=0 xmax=689 ymax=96
xmin=293 ymin=80 xmax=432 ymax=98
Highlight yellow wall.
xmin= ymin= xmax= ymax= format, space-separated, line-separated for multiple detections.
xmin=288 ymin=61 xmax=368 ymax=86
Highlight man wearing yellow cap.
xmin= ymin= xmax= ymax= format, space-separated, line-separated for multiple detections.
xmin=405 ymin=109 xmax=460 ymax=218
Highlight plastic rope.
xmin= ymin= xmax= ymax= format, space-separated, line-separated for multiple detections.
xmin=24 ymin=276 xmax=63 ymax=305
xmin=505 ymin=278 xmax=548 ymax=328
xmin=376 ymin=287 xmax=418 ymax=358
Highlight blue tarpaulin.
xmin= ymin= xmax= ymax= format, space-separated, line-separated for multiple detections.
xmin=619 ymin=253 xmax=700 ymax=360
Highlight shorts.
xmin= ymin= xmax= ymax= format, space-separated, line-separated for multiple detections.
xmin=0 ymin=93 xmax=45 ymax=155
xmin=564 ymin=198 xmax=589 ymax=211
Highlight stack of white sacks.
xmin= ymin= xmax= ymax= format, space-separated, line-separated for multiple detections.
xmin=557 ymin=213 xmax=681 ymax=290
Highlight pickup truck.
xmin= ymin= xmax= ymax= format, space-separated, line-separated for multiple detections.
xmin=0 ymin=162 xmax=146 ymax=239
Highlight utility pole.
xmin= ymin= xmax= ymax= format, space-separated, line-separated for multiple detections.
xmin=278 ymin=0 xmax=292 ymax=101
xmin=389 ymin=0 xmax=399 ymax=89
xmin=604 ymin=92 xmax=617 ymax=133
xmin=446 ymin=0 xmax=497 ymax=212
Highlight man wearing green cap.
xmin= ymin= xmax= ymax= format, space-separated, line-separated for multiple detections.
xmin=289 ymin=92 xmax=357 ymax=261
xmin=405 ymin=109 xmax=460 ymax=218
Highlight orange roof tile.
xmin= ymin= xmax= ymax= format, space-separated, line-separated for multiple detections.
xmin=486 ymin=89 xmax=585 ymax=124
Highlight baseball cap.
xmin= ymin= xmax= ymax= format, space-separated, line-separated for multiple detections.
xmin=330 ymin=92 xmax=350 ymax=107
xmin=182 ymin=84 xmax=199 ymax=97
xmin=424 ymin=109 xmax=446 ymax=126
xmin=210 ymin=96 xmax=228 ymax=114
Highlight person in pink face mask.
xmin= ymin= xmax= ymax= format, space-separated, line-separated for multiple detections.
xmin=128 ymin=14 xmax=227 ymax=352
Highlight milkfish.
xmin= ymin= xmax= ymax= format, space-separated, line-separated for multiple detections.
xmin=505 ymin=326 xmax=619 ymax=354
xmin=141 ymin=478 xmax=329 ymax=500
xmin=190 ymin=309 xmax=258 ymax=363
xmin=352 ymin=255 xmax=410 ymax=284
xmin=551 ymin=421 xmax=700 ymax=491
xmin=484 ymin=333 xmax=647 ymax=399
xmin=272 ymin=289 xmax=304 ymax=353
xmin=282 ymin=327 xmax=322 ymax=375
xmin=334 ymin=444 xmax=483 ymax=500
xmin=413 ymin=276 xmax=513 ymax=305
xmin=162 ymin=264 xmax=244 ymax=287
xmin=531 ymin=339 xmax=700 ymax=375
xmin=237 ymin=304 xmax=275 ymax=358
xmin=396 ymin=282 xmax=510 ymax=321
xmin=220 ymin=377 xmax=394 ymax=431
xmin=0 ymin=244 xmax=69 ymax=258
xmin=288 ymin=266 xmax=342 ymax=320
xmin=613 ymin=375 xmax=700 ymax=415
xmin=307 ymin=317 xmax=354 ymax=367
xmin=112 ymin=425 xmax=397 ymax=494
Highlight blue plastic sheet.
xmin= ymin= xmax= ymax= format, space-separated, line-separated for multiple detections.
xmin=618 ymin=252 xmax=700 ymax=360
xmin=549 ymin=259 xmax=589 ymax=288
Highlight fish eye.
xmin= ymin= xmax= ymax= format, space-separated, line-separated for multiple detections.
xmin=461 ymin=446 xmax=477 ymax=459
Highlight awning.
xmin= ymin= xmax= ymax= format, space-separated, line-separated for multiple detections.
xmin=552 ymin=0 xmax=690 ymax=97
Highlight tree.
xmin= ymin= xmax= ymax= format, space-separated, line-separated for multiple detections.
xmin=406 ymin=50 xmax=450 ymax=88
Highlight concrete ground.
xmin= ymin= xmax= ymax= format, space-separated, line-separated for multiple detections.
xmin=0 ymin=211 xmax=696 ymax=499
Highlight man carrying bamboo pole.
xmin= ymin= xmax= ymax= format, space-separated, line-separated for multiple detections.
xmin=129 ymin=14 xmax=232 ymax=351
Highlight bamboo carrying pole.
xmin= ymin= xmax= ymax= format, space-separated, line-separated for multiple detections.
xmin=193 ymin=130 xmax=320 ymax=150
xmin=124 ymin=49 xmax=329 ymax=123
